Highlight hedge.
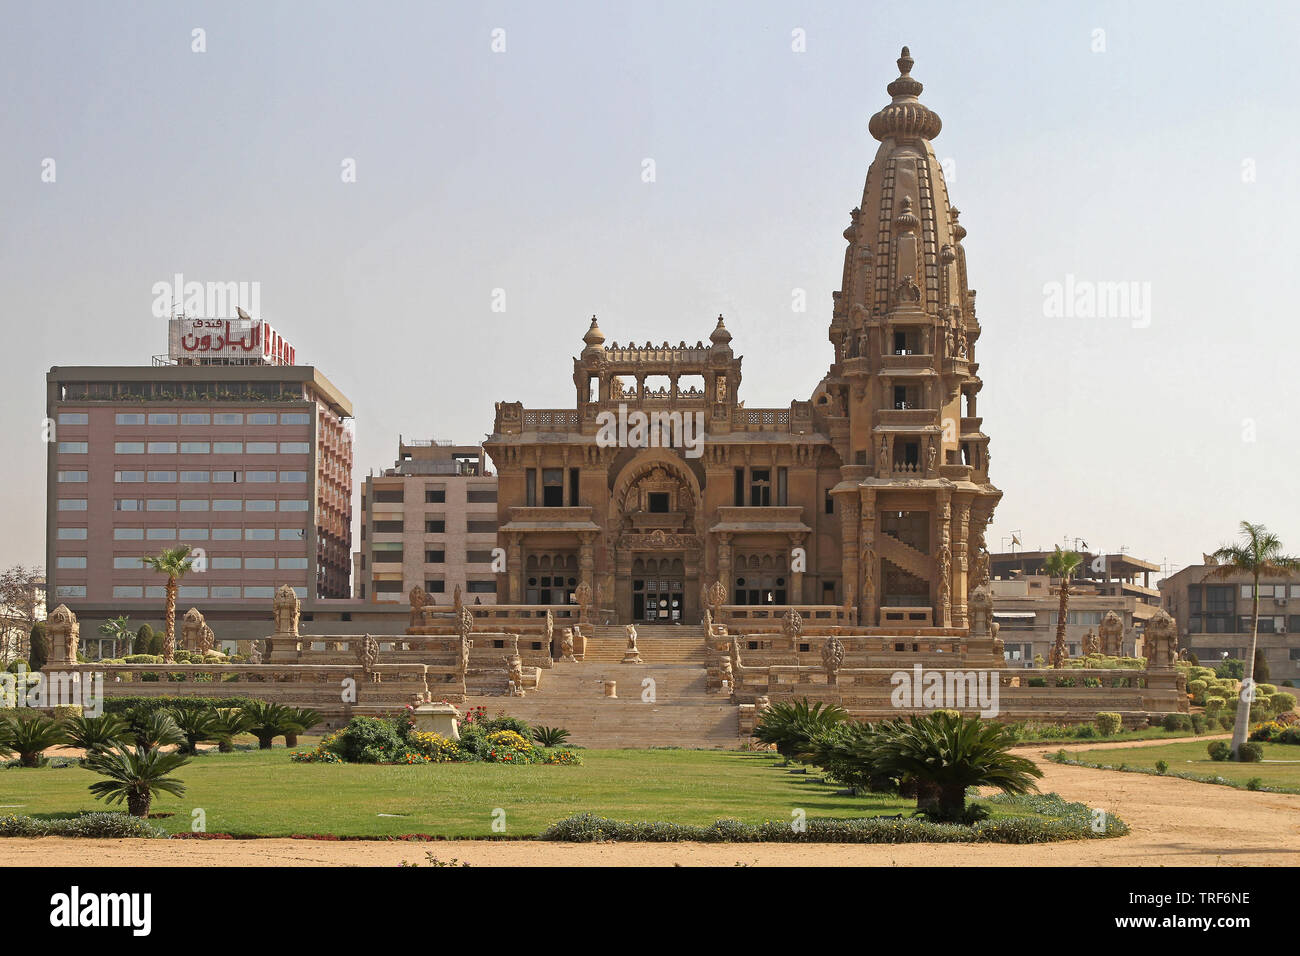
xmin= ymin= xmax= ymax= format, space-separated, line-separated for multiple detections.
xmin=540 ymin=794 xmax=1127 ymax=844
xmin=101 ymin=696 xmax=266 ymax=717
xmin=0 ymin=812 xmax=166 ymax=839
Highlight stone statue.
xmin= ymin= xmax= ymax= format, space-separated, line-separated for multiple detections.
xmin=781 ymin=607 xmax=804 ymax=642
xmin=506 ymin=655 xmax=524 ymax=695
xmin=1098 ymin=610 xmax=1123 ymax=657
xmin=821 ymin=636 xmax=845 ymax=684
xmin=559 ymin=627 xmax=575 ymax=662
xmin=1084 ymin=628 xmax=1100 ymax=656
xmin=574 ymin=581 xmax=593 ymax=622
xmin=355 ymin=634 xmax=380 ymax=682
xmin=457 ymin=606 xmax=474 ymax=642
xmin=47 ymin=604 xmax=79 ymax=664
xmin=622 ymin=624 xmax=643 ymax=664
xmin=181 ymin=607 xmax=207 ymax=652
xmin=1144 ymin=609 xmax=1178 ymax=669
xmin=719 ymin=656 xmax=734 ymax=692
xmin=409 ymin=585 xmax=427 ymax=628
xmin=248 ymin=640 xmax=264 ymax=664
xmin=971 ymin=549 xmax=990 ymax=589
xmin=273 ymin=584 xmax=300 ymax=637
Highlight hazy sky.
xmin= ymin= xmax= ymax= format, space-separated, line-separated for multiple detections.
xmin=3 ymin=0 xmax=1298 ymax=581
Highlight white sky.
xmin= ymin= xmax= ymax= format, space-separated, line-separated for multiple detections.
xmin=3 ymin=0 xmax=1298 ymax=580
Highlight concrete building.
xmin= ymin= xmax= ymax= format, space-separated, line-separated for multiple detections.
xmin=485 ymin=47 xmax=999 ymax=627
xmin=985 ymin=551 xmax=1162 ymax=666
xmin=356 ymin=441 xmax=499 ymax=604
xmin=1160 ymin=563 xmax=1300 ymax=684
xmin=45 ymin=323 xmax=354 ymax=643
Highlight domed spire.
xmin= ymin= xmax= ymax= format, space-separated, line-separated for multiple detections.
xmin=869 ymin=45 xmax=942 ymax=143
xmin=583 ymin=314 xmax=605 ymax=348
xmin=709 ymin=314 xmax=732 ymax=346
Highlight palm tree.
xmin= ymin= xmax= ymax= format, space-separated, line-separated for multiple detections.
xmin=1 ymin=712 xmax=67 ymax=767
xmin=870 ymin=712 xmax=1043 ymax=821
xmin=63 ymin=713 xmax=131 ymax=755
xmin=127 ymin=709 xmax=186 ymax=750
xmin=532 ymin=726 xmax=571 ymax=748
xmin=169 ymin=707 xmax=219 ymax=755
xmin=283 ymin=707 xmax=322 ymax=748
xmin=1044 ymin=547 xmax=1083 ymax=668
xmin=139 ymin=545 xmax=196 ymax=663
xmin=209 ymin=707 xmax=252 ymax=753
xmin=96 ymin=615 xmax=132 ymax=661
xmin=1210 ymin=521 xmax=1300 ymax=758
xmin=753 ymin=698 xmax=849 ymax=763
xmin=243 ymin=701 xmax=303 ymax=750
xmin=85 ymin=745 xmax=190 ymax=817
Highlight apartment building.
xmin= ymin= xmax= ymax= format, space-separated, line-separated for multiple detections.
xmin=45 ymin=329 xmax=353 ymax=640
xmin=1161 ymin=563 xmax=1300 ymax=683
xmin=356 ymin=440 xmax=498 ymax=604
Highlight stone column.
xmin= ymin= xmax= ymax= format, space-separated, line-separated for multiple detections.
xmin=578 ymin=532 xmax=595 ymax=593
xmin=838 ymin=494 xmax=860 ymax=617
xmin=955 ymin=503 xmax=973 ymax=628
xmin=935 ymin=488 xmax=953 ymax=628
xmin=860 ymin=487 xmax=876 ymax=626
xmin=788 ymin=532 xmax=806 ymax=605
xmin=506 ymin=532 xmax=523 ymax=604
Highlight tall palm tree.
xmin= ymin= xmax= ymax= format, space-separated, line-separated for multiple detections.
xmin=1044 ymin=547 xmax=1083 ymax=668
xmin=97 ymin=615 xmax=132 ymax=660
xmin=139 ymin=545 xmax=195 ymax=664
xmin=1210 ymin=521 xmax=1300 ymax=758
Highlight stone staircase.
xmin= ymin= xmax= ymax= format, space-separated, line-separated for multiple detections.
xmin=876 ymin=532 xmax=932 ymax=580
xmin=585 ymin=623 xmax=710 ymax=663
xmin=464 ymin=631 xmax=739 ymax=748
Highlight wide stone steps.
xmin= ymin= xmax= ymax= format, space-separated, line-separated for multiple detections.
xmin=586 ymin=624 xmax=710 ymax=663
xmin=464 ymin=659 xmax=738 ymax=748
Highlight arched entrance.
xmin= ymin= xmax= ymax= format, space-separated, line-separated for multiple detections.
xmin=607 ymin=453 xmax=704 ymax=623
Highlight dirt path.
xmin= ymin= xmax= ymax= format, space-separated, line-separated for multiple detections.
xmin=4 ymin=740 xmax=1295 ymax=866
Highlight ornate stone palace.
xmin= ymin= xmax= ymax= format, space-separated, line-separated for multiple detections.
xmin=486 ymin=47 xmax=998 ymax=631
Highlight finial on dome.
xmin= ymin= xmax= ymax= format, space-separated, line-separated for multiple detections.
xmin=583 ymin=314 xmax=605 ymax=348
xmin=710 ymin=314 xmax=732 ymax=346
xmin=871 ymin=44 xmax=941 ymax=142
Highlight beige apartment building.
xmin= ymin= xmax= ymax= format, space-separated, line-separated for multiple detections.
xmin=987 ymin=551 xmax=1162 ymax=666
xmin=356 ymin=441 xmax=499 ymax=604
xmin=1161 ymin=563 xmax=1300 ymax=684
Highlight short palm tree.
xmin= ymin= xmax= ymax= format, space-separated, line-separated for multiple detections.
xmin=209 ymin=707 xmax=252 ymax=753
xmin=805 ymin=719 xmax=885 ymax=793
xmin=169 ymin=707 xmax=219 ymax=755
xmin=127 ymin=709 xmax=186 ymax=750
xmin=753 ymin=698 xmax=849 ymax=763
xmin=63 ymin=713 xmax=131 ymax=755
xmin=139 ymin=545 xmax=196 ymax=663
xmin=1044 ymin=547 xmax=1083 ymax=668
xmin=2 ymin=712 xmax=67 ymax=767
xmin=870 ymin=712 xmax=1042 ymax=821
xmin=96 ymin=615 xmax=132 ymax=660
xmin=532 ymin=725 xmax=571 ymax=748
xmin=283 ymin=707 xmax=322 ymax=747
xmin=243 ymin=701 xmax=303 ymax=750
xmin=85 ymin=745 xmax=190 ymax=817
xmin=1211 ymin=521 xmax=1300 ymax=758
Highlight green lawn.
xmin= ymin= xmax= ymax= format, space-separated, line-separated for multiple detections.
xmin=2 ymin=743 xmax=1043 ymax=838
xmin=1062 ymin=740 xmax=1300 ymax=790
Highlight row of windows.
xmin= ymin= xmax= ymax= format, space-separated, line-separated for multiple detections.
xmin=107 ymin=441 xmax=310 ymax=456
xmin=103 ymin=470 xmax=308 ymax=483
xmin=370 ymin=488 xmax=497 ymax=504
xmin=56 ymin=526 xmax=305 ymax=541
xmin=89 ymin=555 xmax=309 ymax=571
xmin=370 ymin=579 xmax=497 ymax=594
xmin=371 ymin=549 xmax=496 ymax=565
xmin=56 ymin=412 xmax=312 ymax=427
xmin=57 ymin=498 xmax=310 ymax=513
xmin=54 ymin=584 xmax=309 ymax=600
xmin=370 ymin=519 xmax=496 ymax=534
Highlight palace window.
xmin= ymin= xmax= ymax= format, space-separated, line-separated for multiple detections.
xmin=648 ymin=492 xmax=670 ymax=514
xmin=749 ymin=469 xmax=771 ymax=507
xmin=542 ymin=469 xmax=564 ymax=507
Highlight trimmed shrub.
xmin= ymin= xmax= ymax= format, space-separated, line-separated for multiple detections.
xmin=1094 ymin=712 xmax=1122 ymax=736
xmin=1187 ymin=679 xmax=1208 ymax=704
xmin=1237 ymin=742 xmax=1263 ymax=763
xmin=1155 ymin=760 xmax=1169 ymax=775
xmin=1207 ymin=741 xmax=1231 ymax=761
xmin=1161 ymin=713 xmax=1192 ymax=732
xmin=1270 ymin=692 xmax=1296 ymax=714
xmin=1204 ymin=696 xmax=1227 ymax=714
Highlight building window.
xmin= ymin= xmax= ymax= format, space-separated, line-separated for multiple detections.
xmin=115 ymin=471 xmax=145 ymax=482
xmin=425 ymin=550 xmax=445 ymax=564
xmin=426 ymin=488 xmax=446 ymax=504
xmin=180 ymin=442 xmax=210 ymax=454
xmin=213 ymin=442 xmax=243 ymax=454
xmin=147 ymin=471 xmax=177 ymax=483
xmin=466 ymin=488 xmax=497 ymax=503
xmin=281 ymin=413 xmax=310 ymax=425
xmin=57 ymin=442 xmax=88 ymax=454
xmin=279 ymin=500 xmax=309 ymax=511
xmin=245 ymin=557 xmax=275 ymax=570
xmin=749 ymin=469 xmax=771 ymax=507
xmin=246 ymin=499 xmax=276 ymax=512
xmin=467 ymin=520 xmax=496 ymax=534
xmin=734 ymin=468 xmax=745 ymax=507
xmin=115 ymin=413 xmax=145 ymax=425
xmin=825 ymin=490 xmax=834 ymax=515
xmin=179 ymin=471 xmax=210 ymax=483
xmin=148 ymin=413 xmax=177 ymax=425
xmin=56 ymin=585 xmax=87 ymax=598
xmin=466 ymin=550 xmax=495 ymax=564
xmin=374 ymin=489 xmax=404 ymax=504
xmin=213 ymin=413 xmax=243 ymax=425
xmin=467 ymin=580 xmax=497 ymax=593
xmin=426 ymin=579 xmax=446 ymax=593
xmin=181 ymin=413 xmax=210 ymax=425
xmin=57 ymin=557 xmax=87 ymax=569
xmin=146 ymin=529 xmax=176 ymax=540
xmin=279 ymin=471 xmax=307 ymax=482
xmin=279 ymin=442 xmax=310 ymax=454
xmin=180 ymin=528 xmax=209 ymax=540
xmin=146 ymin=499 xmax=177 ymax=511
xmin=57 ymin=413 xmax=88 ymax=425
xmin=57 ymin=527 xmax=88 ymax=540
xmin=112 ymin=586 xmax=143 ymax=599
xmin=245 ymin=528 xmax=274 ymax=540
xmin=542 ymin=469 xmax=563 ymax=507
xmin=57 ymin=471 xmax=87 ymax=483
xmin=569 ymin=468 xmax=580 ymax=506
xmin=374 ymin=520 xmax=404 ymax=534
xmin=648 ymin=493 xmax=670 ymax=514
xmin=247 ymin=442 xmax=277 ymax=454
xmin=211 ymin=557 xmax=241 ymax=570
xmin=59 ymin=498 xmax=88 ymax=511
xmin=525 ymin=470 xmax=537 ymax=507
xmin=212 ymin=528 xmax=241 ymax=540
xmin=115 ymin=442 xmax=145 ymax=454
xmin=248 ymin=413 xmax=276 ymax=425
xmin=279 ymin=557 xmax=308 ymax=570
xmin=425 ymin=520 xmax=446 ymax=534
xmin=148 ymin=441 xmax=177 ymax=454
xmin=279 ymin=528 xmax=305 ymax=540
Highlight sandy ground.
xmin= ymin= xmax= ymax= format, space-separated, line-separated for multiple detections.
xmin=4 ymin=736 xmax=1297 ymax=866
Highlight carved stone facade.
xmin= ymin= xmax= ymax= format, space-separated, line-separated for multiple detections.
xmin=484 ymin=48 xmax=1000 ymax=633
